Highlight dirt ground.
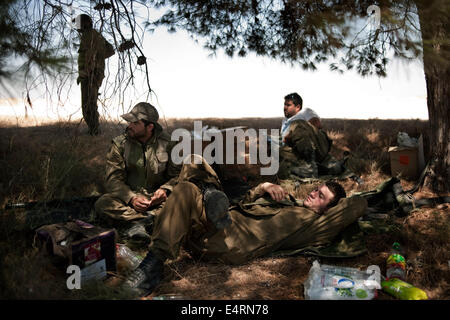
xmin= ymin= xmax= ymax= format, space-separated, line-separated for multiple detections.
xmin=0 ymin=116 xmax=448 ymax=300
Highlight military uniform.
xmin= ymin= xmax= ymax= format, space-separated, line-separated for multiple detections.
xmin=149 ymin=156 xmax=367 ymax=265
xmin=95 ymin=103 xmax=181 ymax=229
xmin=278 ymin=119 xmax=343 ymax=179
xmin=78 ymin=25 xmax=114 ymax=135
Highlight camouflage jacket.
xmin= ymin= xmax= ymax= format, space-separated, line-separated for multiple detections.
xmin=282 ymin=119 xmax=331 ymax=164
xmin=78 ymin=29 xmax=114 ymax=78
xmin=104 ymin=129 xmax=180 ymax=204
xmin=197 ymin=182 xmax=367 ymax=265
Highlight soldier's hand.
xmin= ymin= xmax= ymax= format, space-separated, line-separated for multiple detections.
xmin=261 ymin=182 xmax=288 ymax=202
xmin=149 ymin=188 xmax=167 ymax=207
xmin=76 ymin=77 xmax=82 ymax=85
xmin=130 ymin=196 xmax=151 ymax=213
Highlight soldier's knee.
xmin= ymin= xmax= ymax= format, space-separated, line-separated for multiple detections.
xmin=174 ymin=181 xmax=199 ymax=194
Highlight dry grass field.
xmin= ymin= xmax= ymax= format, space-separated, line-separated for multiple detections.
xmin=0 ymin=116 xmax=448 ymax=300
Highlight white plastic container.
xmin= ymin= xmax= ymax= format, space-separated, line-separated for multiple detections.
xmin=304 ymin=260 xmax=380 ymax=300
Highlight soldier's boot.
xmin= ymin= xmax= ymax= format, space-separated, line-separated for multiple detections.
xmin=392 ymin=181 xmax=415 ymax=215
xmin=203 ymin=184 xmax=231 ymax=229
xmin=122 ymin=250 xmax=164 ymax=297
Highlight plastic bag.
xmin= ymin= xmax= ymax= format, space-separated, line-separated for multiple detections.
xmin=397 ymin=132 xmax=418 ymax=148
xmin=304 ymin=260 xmax=380 ymax=300
xmin=116 ymin=244 xmax=143 ymax=271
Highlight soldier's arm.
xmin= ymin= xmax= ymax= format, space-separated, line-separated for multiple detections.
xmin=242 ymin=182 xmax=287 ymax=203
xmin=104 ymin=140 xmax=136 ymax=204
xmin=308 ymin=117 xmax=322 ymax=130
xmin=77 ymin=33 xmax=89 ymax=78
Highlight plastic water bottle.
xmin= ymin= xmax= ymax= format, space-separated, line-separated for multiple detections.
xmin=386 ymin=242 xmax=406 ymax=280
xmin=304 ymin=261 xmax=377 ymax=300
xmin=116 ymin=244 xmax=143 ymax=270
xmin=381 ymin=278 xmax=428 ymax=300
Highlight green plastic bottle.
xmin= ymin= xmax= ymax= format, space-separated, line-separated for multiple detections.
xmin=381 ymin=278 xmax=428 ymax=300
xmin=386 ymin=242 xmax=406 ymax=280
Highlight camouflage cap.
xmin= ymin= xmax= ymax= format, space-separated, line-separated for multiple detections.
xmin=121 ymin=102 xmax=162 ymax=130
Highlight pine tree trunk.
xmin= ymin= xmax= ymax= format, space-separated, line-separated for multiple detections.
xmin=417 ymin=1 xmax=450 ymax=193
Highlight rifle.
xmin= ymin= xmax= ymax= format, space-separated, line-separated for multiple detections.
xmin=3 ymin=196 xmax=100 ymax=231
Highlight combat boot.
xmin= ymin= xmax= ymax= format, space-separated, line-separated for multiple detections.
xmin=123 ymin=251 xmax=164 ymax=297
xmin=203 ymin=184 xmax=231 ymax=229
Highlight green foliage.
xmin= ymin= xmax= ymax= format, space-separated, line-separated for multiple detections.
xmin=0 ymin=0 xmax=154 ymax=112
xmin=0 ymin=1 xmax=446 ymax=90
xmin=0 ymin=0 xmax=71 ymax=78
xmin=153 ymin=0 xmax=425 ymax=77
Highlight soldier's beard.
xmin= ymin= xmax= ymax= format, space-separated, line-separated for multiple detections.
xmin=126 ymin=127 xmax=137 ymax=138
xmin=284 ymin=110 xmax=293 ymax=118
xmin=126 ymin=126 xmax=147 ymax=140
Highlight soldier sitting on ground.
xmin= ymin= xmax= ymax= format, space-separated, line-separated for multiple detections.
xmin=95 ymin=102 xmax=181 ymax=243
xmin=281 ymin=92 xmax=322 ymax=138
xmin=278 ymin=92 xmax=346 ymax=180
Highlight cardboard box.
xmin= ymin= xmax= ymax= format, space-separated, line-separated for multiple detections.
xmin=388 ymin=135 xmax=425 ymax=179
xmin=37 ymin=220 xmax=117 ymax=279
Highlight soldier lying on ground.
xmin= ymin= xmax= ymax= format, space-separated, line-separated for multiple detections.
xmin=95 ymin=102 xmax=181 ymax=243
xmin=122 ymin=155 xmax=367 ymax=297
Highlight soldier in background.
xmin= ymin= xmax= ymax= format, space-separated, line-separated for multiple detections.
xmin=278 ymin=93 xmax=334 ymax=179
xmin=76 ymin=14 xmax=115 ymax=136
xmin=281 ymin=92 xmax=322 ymax=143
xmin=278 ymin=93 xmax=358 ymax=180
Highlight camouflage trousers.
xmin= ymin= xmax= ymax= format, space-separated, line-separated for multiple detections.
xmin=80 ymin=74 xmax=103 ymax=136
xmin=149 ymin=155 xmax=224 ymax=261
xmin=278 ymin=120 xmax=344 ymax=180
